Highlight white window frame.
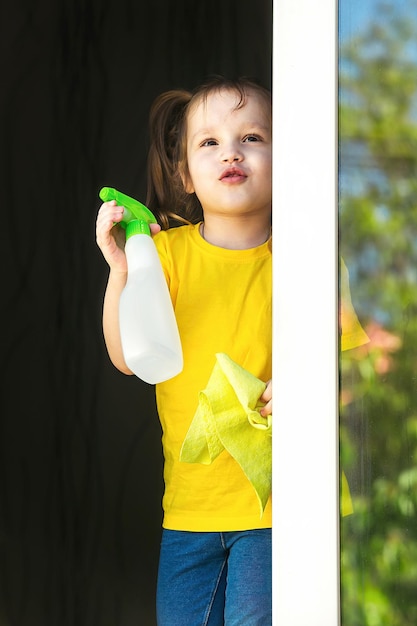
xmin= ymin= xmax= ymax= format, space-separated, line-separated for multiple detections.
xmin=272 ymin=1 xmax=339 ymax=624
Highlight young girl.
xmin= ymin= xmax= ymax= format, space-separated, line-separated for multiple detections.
xmin=96 ymin=76 xmax=273 ymax=625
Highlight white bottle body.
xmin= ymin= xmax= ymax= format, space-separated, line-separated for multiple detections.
xmin=119 ymin=234 xmax=183 ymax=384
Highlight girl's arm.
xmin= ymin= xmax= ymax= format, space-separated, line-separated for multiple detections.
xmin=102 ymin=268 xmax=132 ymax=374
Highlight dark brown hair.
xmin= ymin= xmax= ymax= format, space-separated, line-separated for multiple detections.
xmin=145 ymin=76 xmax=272 ymax=229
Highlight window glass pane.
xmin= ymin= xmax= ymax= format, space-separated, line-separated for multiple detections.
xmin=339 ymin=1 xmax=417 ymax=623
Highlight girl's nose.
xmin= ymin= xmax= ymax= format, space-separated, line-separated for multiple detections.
xmin=221 ymin=145 xmax=243 ymax=163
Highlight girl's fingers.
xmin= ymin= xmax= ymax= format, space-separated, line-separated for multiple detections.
xmin=261 ymin=379 xmax=272 ymax=402
xmin=260 ymin=380 xmax=272 ymax=416
xmin=260 ymin=400 xmax=272 ymax=417
xmin=150 ymin=223 xmax=162 ymax=235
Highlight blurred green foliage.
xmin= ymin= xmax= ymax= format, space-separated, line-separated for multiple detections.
xmin=339 ymin=2 xmax=417 ymax=624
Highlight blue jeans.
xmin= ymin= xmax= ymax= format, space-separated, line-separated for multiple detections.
xmin=156 ymin=528 xmax=272 ymax=626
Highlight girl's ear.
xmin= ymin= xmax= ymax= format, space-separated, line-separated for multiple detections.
xmin=180 ymin=168 xmax=194 ymax=195
xmin=182 ymin=177 xmax=195 ymax=195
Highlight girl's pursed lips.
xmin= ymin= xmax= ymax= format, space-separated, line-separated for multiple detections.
xmin=219 ymin=166 xmax=247 ymax=181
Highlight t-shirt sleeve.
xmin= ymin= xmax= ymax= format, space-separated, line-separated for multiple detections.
xmin=153 ymin=230 xmax=171 ymax=284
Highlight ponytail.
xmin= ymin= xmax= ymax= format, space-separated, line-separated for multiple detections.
xmin=146 ymin=89 xmax=203 ymax=229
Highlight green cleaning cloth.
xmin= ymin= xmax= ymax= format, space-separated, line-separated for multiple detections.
xmin=179 ymin=353 xmax=272 ymax=516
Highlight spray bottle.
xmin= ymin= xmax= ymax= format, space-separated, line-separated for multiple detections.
xmin=99 ymin=187 xmax=183 ymax=384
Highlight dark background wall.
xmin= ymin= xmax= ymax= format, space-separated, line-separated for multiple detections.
xmin=0 ymin=2 xmax=272 ymax=624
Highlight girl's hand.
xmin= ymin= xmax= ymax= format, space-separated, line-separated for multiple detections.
xmin=259 ymin=379 xmax=272 ymax=417
xmin=96 ymin=200 xmax=128 ymax=272
xmin=96 ymin=200 xmax=162 ymax=272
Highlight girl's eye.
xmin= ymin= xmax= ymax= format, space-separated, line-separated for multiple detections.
xmin=243 ymin=134 xmax=262 ymax=142
xmin=201 ymin=139 xmax=218 ymax=147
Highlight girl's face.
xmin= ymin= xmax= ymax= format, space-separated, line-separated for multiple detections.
xmin=182 ymin=89 xmax=272 ymax=221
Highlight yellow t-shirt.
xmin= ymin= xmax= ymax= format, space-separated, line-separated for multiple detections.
xmin=340 ymin=257 xmax=369 ymax=352
xmin=153 ymin=223 xmax=272 ymax=531
xmin=340 ymin=257 xmax=369 ymax=516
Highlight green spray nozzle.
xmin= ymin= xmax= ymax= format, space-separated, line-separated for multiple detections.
xmin=99 ymin=187 xmax=157 ymax=237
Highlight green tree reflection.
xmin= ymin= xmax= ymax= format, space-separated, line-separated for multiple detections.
xmin=340 ymin=2 xmax=417 ymax=624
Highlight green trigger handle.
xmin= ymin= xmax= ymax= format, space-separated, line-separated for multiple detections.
xmin=99 ymin=187 xmax=157 ymax=237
